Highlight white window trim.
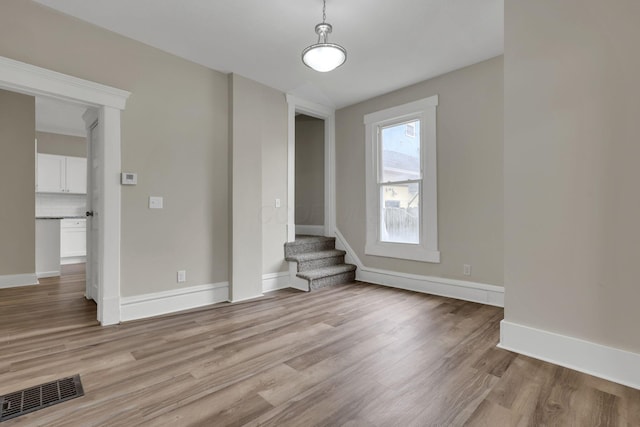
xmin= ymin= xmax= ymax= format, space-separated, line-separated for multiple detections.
xmin=364 ymin=95 xmax=440 ymax=263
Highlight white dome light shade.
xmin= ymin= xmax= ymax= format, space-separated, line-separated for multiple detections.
xmin=301 ymin=9 xmax=347 ymax=73
xmin=302 ymin=43 xmax=347 ymax=72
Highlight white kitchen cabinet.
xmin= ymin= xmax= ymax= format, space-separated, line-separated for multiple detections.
xmin=36 ymin=154 xmax=65 ymax=193
xmin=65 ymin=156 xmax=87 ymax=194
xmin=61 ymin=218 xmax=87 ymax=260
xmin=36 ymin=219 xmax=61 ymax=278
xmin=36 ymin=153 xmax=87 ymax=194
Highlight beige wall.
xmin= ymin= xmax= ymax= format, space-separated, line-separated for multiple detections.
xmin=336 ymin=56 xmax=504 ymax=285
xmin=295 ymin=115 xmax=324 ymax=226
xmin=229 ymin=74 xmax=288 ymax=300
xmin=504 ymin=0 xmax=640 ymax=352
xmin=0 ymin=90 xmax=35 ymax=276
xmin=0 ymin=0 xmax=229 ymax=297
xmin=36 ymin=131 xmax=86 ymax=157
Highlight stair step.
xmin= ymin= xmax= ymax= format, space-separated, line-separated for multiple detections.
xmin=292 ymin=249 xmax=346 ymax=272
xmin=284 ymin=235 xmax=357 ymax=291
xmin=297 ymin=264 xmax=357 ymax=281
xmin=284 ymin=236 xmax=336 ymax=258
xmin=309 ymin=270 xmax=356 ymax=290
xmin=286 ymin=249 xmax=346 ymax=263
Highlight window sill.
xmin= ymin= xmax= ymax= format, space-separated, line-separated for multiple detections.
xmin=365 ymin=242 xmax=440 ymax=263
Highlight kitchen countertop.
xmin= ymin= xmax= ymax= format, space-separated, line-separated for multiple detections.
xmin=36 ymin=216 xmax=86 ymax=219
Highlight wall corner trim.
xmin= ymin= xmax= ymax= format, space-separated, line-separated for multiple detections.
xmin=499 ymin=320 xmax=640 ymax=390
xmin=334 ymin=228 xmax=504 ymax=307
xmin=262 ymin=271 xmax=290 ymax=293
xmin=120 ymin=282 xmax=229 ymax=322
xmin=0 ymin=273 xmax=38 ymax=289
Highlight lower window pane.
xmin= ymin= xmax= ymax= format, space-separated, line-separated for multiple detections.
xmin=380 ymin=184 xmax=419 ymax=244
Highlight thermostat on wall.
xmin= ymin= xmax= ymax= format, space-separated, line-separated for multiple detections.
xmin=121 ymin=172 xmax=137 ymax=185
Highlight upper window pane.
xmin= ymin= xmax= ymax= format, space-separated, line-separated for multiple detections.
xmin=381 ymin=120 xmax=421 ymax=182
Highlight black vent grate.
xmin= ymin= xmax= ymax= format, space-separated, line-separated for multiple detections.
xmin=0 ymin=375 xmax=84 ymax=423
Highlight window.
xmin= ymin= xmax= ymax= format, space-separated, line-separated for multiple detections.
xmin=364 ymin=95 xmax=439 ymax=263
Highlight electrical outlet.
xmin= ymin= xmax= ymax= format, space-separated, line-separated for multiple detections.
xmin=177 ymin=270 xmax=186 ymax=283
xmin=463 ymin=264 xmax=471 ymax=276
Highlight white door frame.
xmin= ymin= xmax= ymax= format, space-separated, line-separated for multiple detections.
xmin=0 ymin=56 xmax=130 ymax=325
xmin=285 ymin=94 xmax=336 ymax=242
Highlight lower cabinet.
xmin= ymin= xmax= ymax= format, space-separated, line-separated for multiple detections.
xmin=61 ymin=219 xmax=86 ymax=260
xmin=36 ymin=219 xmax=61 ymax=278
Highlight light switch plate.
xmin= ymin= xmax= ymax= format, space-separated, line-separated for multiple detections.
xmin=149 ymin=196 xmax=163 ymax=209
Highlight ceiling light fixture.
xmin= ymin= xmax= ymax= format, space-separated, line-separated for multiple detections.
xmin=301 ymin=0 xmax=347 ymax=72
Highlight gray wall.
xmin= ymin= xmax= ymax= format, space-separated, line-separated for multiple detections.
xmin=336 ymin=56 xmax=504 ymax=285
xmin=504 ymin=0 xmax=640 ymax=352
xmin=295 ymin=115 xmax=324 ymax=227
xmin=36 ymin=131 xmax=86 ymax=158
xmin=0 ymin=0 xmax=228 ymax=297
xmin=0 ymin=89 xmax=35 ymax=276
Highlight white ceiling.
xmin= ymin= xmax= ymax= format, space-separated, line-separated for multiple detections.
xmin=36 ymin=96 xmax=88 ymax=137
xmin=33 ymin=0 xmax=503 ymax=109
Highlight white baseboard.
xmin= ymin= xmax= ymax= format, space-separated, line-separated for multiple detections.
xmin=262 ymin=272 xmax=290 ymax=293
xmin=0 ymin=273 xmax=38 ymax=289
xmin=120 ymin=282 xmax=229 ymax=322
xmin=499 ymin=320 xmax=640 ymax=390
xmin=334 ymin=229 xmax=504 ymax=307
xmin=61 ymin=256 xmax=86 ymax=265
xmin=295 ymin=225 xmax=325 ymax=236
xmin=288 ymin=262 xmax=310 ymax=292
xmin=37 ymin=270 xmax=60 ymax=279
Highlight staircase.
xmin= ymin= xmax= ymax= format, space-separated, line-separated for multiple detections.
xmin=284 ymin=235 xmax=357 ymax=290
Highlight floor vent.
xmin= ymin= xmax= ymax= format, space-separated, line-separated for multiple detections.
xmin=0 ymin=374 xmax=84 ymax=423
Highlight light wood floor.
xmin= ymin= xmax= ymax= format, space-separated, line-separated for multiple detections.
xmin=0 ymin=273 xmax=638 ymax=426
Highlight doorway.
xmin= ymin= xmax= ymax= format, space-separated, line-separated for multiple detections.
xmin=286 ymin=95 xmax=336 ymax=242
xmin=0 ymin=55 xmax=130 ymax=325
xmin=294 ymin=114 xmax=325 ymax=236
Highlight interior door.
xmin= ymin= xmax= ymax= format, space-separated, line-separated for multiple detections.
xmin=85 ymin=119 xmax=100 ymax=303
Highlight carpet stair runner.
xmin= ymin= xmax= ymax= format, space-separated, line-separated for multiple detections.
xmin=284 ymin=235 xmax=357 ymax=290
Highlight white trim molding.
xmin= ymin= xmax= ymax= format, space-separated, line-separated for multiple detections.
xmin=499 ymin=320 xmax=640 ymax=390
xmin=0 ymin=56 xmax=129 ymax=109
xmin=335 ymin=229 xmax=503 ymax=307
xmin=262 ymin=272 xmax=290 ymax=293
xmin=120 ymin=282 xmax=229 ymax=322
xmin=286 ymin=94 xmax=336 ymax=242
xmin=288 ymin=262 xmax=310 ymax=292
xmin=61 ymin=256 xmax=86 ymax=265
xmin=37 ymin=271 xmax=60 ymax=279
xmin=0 ymin=55 xmax=130 ymax=326
xmin=364 ymin=95 xmax=440 ymax=263
xmin=295 ymin=225 xmax=325 ymax=236
xmin=0 ymin=273 xmax=38 ymax=289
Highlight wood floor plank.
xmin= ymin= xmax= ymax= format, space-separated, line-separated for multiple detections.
xmin=1 ymin=274 xmax=638 ymax=426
